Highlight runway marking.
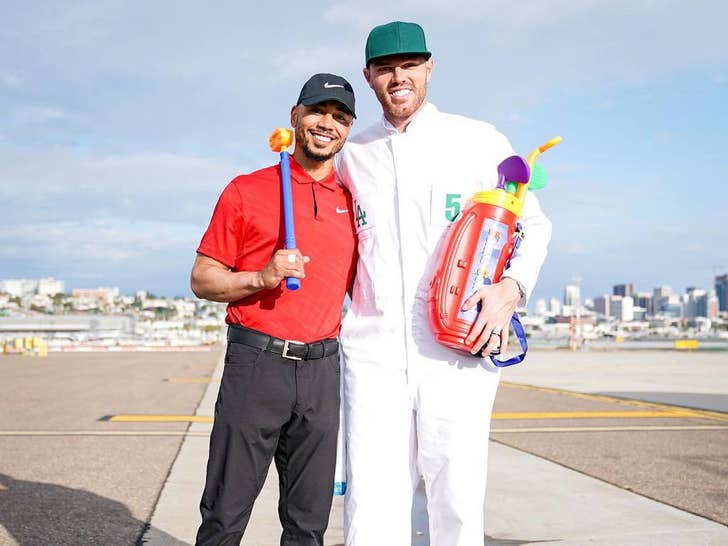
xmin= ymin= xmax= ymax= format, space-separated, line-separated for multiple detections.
xmin=492 ymin=410 xmax=699 ymax=420
xmin=500 ymin=381 xmax=728 ymax=422
xmin=491 ymin=424 xmax=728 ymax=433
xmin=2 ymin=425 xmax=725 ymax=437
xmin=0 ymin=430 xmax=211 ymax=437
xmin=102 ymin=409 xmax=705 ymax=424
xmin=102 ymin=415 xmax=213 ymax=423
xmin=165 ymin=377 xmax=218 ymax=383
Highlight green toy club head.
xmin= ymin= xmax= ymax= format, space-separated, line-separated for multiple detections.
xmin=527 ymin=163 xmax=548 ymax=190
xmin=505 ymin=164 xmax=548 ymax=194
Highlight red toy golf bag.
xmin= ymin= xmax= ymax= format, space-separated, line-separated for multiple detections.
xmin=427 ymin=188 xmax=525 ymax=366
xmin=427 ymin=138 xmax=561 ymax=366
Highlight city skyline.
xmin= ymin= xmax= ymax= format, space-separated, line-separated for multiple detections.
xmin=3 ymin=273 xmax=726 ymax=313
xmin=1 ymin=2 xmax=727 ymax=302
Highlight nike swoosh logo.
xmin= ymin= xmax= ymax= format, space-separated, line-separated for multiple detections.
xmin=324 ymin=82 xmax=344 ymax=89
xmin=336 ymin=208 xmax=349 ymax=214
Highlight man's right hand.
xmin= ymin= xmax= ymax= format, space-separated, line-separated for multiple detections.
xmin=190 ymin=250 xmax=310 ymax=303
xmin=258 ymin=249 xmax=310 ymax=289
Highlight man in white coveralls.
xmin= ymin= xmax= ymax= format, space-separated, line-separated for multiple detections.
xmin=335 ymin=21 xmax=552 ymax=546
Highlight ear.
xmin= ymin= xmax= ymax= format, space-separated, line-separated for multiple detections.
xmin=290 ymin=105 xmax=298 ymax=127
xmin=425 ymin=58 xmax=434 ymax=84
xmin=363 ymin=67 xmax=374 ymax=90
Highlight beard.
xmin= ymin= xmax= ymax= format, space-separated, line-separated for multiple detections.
xmin=375 ymin=85 xmax=427 ymax=123
xmin=300 ymin=135 xmax=345 ymax=162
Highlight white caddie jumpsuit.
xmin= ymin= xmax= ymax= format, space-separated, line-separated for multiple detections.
xmin=335 ymin=103 xmax=552 ymax=546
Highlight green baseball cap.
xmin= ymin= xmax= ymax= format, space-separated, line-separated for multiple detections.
xmin=365 ymin=21 xmax=431 ymax=65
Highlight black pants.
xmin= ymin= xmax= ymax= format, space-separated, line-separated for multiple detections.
xmin=195 ymin=339 xmax=340 ymax=546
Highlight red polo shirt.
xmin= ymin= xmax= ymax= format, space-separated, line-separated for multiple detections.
xmin=197 ymin=156 xmax=357 ymax=342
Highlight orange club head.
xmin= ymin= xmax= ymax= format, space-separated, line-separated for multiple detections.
xmin=269 ymin=128 xmax=294 ymax=153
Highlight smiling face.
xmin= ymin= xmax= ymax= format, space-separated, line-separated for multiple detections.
xmin=364 ymin=54 xmax=433 ymax=131
xmin=290 ymin=100 xmax=353 ymax=164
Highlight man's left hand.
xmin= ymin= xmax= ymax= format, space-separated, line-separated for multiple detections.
xmin=462 ymin=278 xmax=521 ymax=356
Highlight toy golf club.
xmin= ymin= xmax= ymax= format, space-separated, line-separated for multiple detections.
xmin=269 ymin=128 xmax=300 ymax=291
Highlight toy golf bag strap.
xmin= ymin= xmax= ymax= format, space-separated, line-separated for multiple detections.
xmin=489 ymin=312 xmax=528 ymax=367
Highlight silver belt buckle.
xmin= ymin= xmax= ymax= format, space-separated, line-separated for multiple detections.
xmin=281 ymin=339 xmax=305 ymax=360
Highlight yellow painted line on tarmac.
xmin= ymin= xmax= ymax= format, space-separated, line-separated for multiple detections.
xmin=104 ymin=410 xmax=692 ymax=424
xmin=4 ymin=424 xmax=726 ymax=437
xmin=165 ymin=377 xmax=218 ymax=383
xmin=0 ymin=430 xmax=211 ymax=437
xmin=106 ymin=415 xmax=213 ymax=423
xmin=500 ymin=381 xmax=728 ymax=422
xmin=491 ymin=424 xmax=728 ymax=433
xmin=492 ymin=410 xmax=696 ymax=420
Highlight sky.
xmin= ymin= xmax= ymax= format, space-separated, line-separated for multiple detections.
xmin=1 ymin=0 xmax=727 ymax=305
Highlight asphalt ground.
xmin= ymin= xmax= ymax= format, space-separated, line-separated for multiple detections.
xmin=0 ymin=350 xmax=220 ymax=546
xmin=491 ymin=382 xmax=728 ymax=526
xmin=496 ymin=349 xmax=728 ymax=529
xmin=0 ymin=347 xmax=726 ymax=545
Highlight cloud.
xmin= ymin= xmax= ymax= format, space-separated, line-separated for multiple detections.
xmin=0 ymin=146 xmax=241 ymax=225
xmin=1 ymin=74 xmax=23 ymax=88
xmin=322 ymin=0 xmax=728 ymax=86
xmin=272 ymin=45 xmax=361 ymax=81
xmin=0 ymin=218 xmax=201 ymax=295
xmin=1 ymin=1 xmax=725 ymax=298
xmin=0 ymin=144 xmax=244 ymax=294
xmin=0 ymin=219 xmax=198 ymax=263
xmin=16 ymin=106 xmax=72 ymax=124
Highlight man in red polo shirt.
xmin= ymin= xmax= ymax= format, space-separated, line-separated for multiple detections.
xmin=190 ymin=73 xmax=358 ymax=546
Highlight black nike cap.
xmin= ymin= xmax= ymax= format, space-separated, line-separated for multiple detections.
xmin=296 ymin=73 xmax=356 ymax=118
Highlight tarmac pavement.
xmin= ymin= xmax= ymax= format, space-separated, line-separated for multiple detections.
xmin=141 ymin=349 xmax=728 ymax=546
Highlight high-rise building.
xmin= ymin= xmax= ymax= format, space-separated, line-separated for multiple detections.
xmin=634 ymin=292 xmax=652 ymax=314
xmin=715 ymin=273 xmax=728 ymax=312
xmin=611 ymin=295 xmax=634 ymax=322
xmin=564 ymin=284 xmax=580 ymax=307
xmin=664 ymin=295 xmax=683 ymax=318
xmin=684 ymin=288 xmax=707 ymax=319
xmin=652 ymin=286 xmax=672 ymax=315
xmin=708 ymin=292 xmax=719 ymax=319
xmin=594 ymin=295 xmax=611 ymax=317
xmin=613 ymin=283 xmax=634 ymax=298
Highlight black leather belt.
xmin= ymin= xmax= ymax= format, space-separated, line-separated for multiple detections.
xmin=227 ymin=324 xmax=339 ymax=361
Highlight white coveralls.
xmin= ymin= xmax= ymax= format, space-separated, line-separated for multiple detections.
xmin=335 ymin=103 xmax=552 ymax=546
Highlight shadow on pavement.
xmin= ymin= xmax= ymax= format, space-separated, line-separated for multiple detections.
xmin=0 ymin=473 xmax=189 ymax=546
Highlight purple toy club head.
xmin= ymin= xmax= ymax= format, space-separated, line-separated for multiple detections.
xmin=496 ymin=155 xmax=530 ymax=189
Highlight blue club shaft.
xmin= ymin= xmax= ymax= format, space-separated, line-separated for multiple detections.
xmin=280 ymin=151 xmax=300 ymax=290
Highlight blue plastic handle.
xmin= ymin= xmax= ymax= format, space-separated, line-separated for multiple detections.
xmin=280 ymin=151 xmax=300 ymax=291
xmin=489 ymin=312 xmax=528 ymax=367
